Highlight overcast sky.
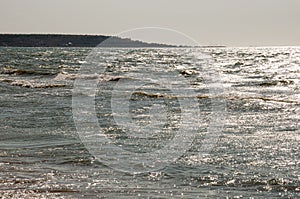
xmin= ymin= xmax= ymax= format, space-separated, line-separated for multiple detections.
xmin=0 ymin=0 xmax=300 ymax=46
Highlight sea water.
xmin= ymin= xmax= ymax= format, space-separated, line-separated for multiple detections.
xmin=0 ymin=47 xmax=299 ymax=198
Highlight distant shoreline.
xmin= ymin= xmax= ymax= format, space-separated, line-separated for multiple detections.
xmin=0 ymin=34 xmax=177 ymax=48
xmin=0 ymin=34 xmax=226 ymax=48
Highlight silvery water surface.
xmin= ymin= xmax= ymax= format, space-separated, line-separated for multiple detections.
xmin=0 ymin=47 xmax=299 ymax=198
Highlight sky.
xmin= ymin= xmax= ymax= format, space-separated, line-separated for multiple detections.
xmin=0 ymin=0 xmax=300 ymax=46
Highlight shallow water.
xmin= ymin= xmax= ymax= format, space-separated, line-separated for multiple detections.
xmin=0 ymin=47 xmax=299 ymax=198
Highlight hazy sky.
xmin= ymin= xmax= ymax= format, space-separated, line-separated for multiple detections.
xmin=1 ymin=0 xmax=300 ymax=46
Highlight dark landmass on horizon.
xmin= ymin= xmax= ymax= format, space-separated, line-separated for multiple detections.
xmin=0 ymin=34 xmax=178 ymax=48
xmin=0 ymin=34 xmax=225 ymax=48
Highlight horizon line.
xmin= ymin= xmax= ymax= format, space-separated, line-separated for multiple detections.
xmin=1 ymin=32 xmax=300 ymax=48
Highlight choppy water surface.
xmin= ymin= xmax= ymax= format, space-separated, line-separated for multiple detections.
xmin=0 ymin=47 xmax=299 ymax=198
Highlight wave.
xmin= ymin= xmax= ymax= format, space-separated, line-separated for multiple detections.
xmin=133 ymin=91 xmax=207 ymax=99
xmin=258 ymin=80 xmax=294 ymax=86
xmin=54 ymin=72 xmax=132 ymax=82
xmin=1 ymin=67 xmax=55 ymax=76
xmin=227 ymin=95 xmax=300 ymax=104
xmin=132 ymin=91 xmax=299 ymax=104
xmin=233 ymin=80 xmax=294 ymax=87
xmin=133 ymin=91 xmax=176 ymax=99
xmin=8 ymin=80 xmax=66 ymax=88
xmin=54 ymin=72 xmax=98 ymax=81
xmin=0 ymin=72 xmax=132 ymax=89
xmin=196 ymin=177 xmax=300 ymax=192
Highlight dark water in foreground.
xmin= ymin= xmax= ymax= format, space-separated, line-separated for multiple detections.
xmin=0 ymin=47 xmax=299 ymax=198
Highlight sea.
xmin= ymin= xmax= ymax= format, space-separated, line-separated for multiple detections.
xmin=0 ymin=47 xmax=299 ymax=198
